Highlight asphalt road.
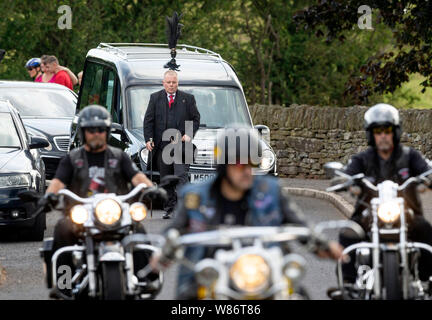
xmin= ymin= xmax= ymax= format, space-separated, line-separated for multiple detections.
xmin=0 ymin=193 xmax=346 ymax=300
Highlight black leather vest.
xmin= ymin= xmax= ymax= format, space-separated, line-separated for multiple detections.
xmin=362 ymin=145 xmax=410 ymax=184
xmin=68 ymin=146 xmax=130 ymax=198
xmin=355 ymin=145 xmax=422 ymax=216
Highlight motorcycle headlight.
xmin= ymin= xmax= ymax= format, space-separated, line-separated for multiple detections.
xmin=259 ymin=150 xmax=275 ymax=171
xmin=0 ymin=174 xmax=31 ymax=188
xmin=70 ymin=205 xmax=89 ymax=225
xmin=282 ymin=254 xmax=307 ymax=282
xmin=129 ymin=202 xmax=147 ymax=222
xmin=229 ymin=254 xmax=270 ymax=294
xmin=377 ymin=201 xmax=401 ymax=224
xmin=95 ymin=199 xmax=122 ymax=226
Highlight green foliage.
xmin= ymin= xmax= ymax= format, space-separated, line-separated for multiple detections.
xmin=0 ymin=0 xmax=425 ymax=108
xmin=295 ymin=1 xmax=432 ymax=105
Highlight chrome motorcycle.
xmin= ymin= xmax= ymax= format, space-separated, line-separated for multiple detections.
xmin=325 ymin=162 xmax=432 ymax=300
xmin=137 ymin=221 xmax=363 ymax=300
xmin=39 ymin=182 xmax=168 ymax=300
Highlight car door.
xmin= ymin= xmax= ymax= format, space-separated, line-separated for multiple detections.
xmin=74 ymin=60 xmax=128 ymax=150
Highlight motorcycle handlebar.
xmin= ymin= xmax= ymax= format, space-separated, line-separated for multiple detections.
xmin=58 ymin=189 xmax=91 ymax=203
xmin=58 ymin=183 xmax=149 ymax=204
xmin=326 ymin=168 xmax=432 ymax=194
xmin=171 ymin=220 xmax=364 ymax=247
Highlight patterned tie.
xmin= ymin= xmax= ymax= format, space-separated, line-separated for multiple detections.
xmin=169 ymin=94 xmax=174 ymax=109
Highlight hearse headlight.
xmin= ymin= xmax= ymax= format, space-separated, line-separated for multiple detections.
xmin=259 ymin=150 xmax=275 ymax=171
xmin=0 ymin=174 xmax=31 ymax=188
xmin=140 ymin=148 xmax=149 ymax=165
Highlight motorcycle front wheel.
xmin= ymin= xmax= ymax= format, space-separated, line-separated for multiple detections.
xmin=382 ymin=251 xmax=402 ymax=300
xmin=101 ymin=262 xmax=126 ymax=300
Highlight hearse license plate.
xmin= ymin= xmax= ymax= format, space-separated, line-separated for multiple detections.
xmin=190 ymin=173 xmax=216 ymax=183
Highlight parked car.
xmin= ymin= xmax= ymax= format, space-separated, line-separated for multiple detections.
xmin=0 ymin=81 xmax=77 ymax=179
xmin=71 ymin=43 xmax=277 ymax=184
xmin=0 ymin=99 xmax=49 ymax=240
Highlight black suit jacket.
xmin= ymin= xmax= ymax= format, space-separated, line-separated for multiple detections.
xmin=143 ymin=89 xmax=200 ymax=149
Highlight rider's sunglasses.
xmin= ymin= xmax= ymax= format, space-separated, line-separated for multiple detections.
xmin=372 ymin=126 xmax=393 ymax=135
xmin=85 ymin=127 xmax=106 ymax=134
xmin=26 ymin=67 xmax=34 ymax=71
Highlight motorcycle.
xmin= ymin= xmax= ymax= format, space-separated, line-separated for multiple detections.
xmin=35 ymin=178 xmax=174 ymax=300
xmin=324 ymin=162 xmax=432 ymax=300
xmin=133 ymin=220 xmax=363 ymax=300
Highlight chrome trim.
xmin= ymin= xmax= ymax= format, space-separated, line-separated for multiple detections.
xmin=97 ymin=43 xmax=223 ymax=61
xmin=53 ymin=136 xmax=70 ymax=152
xmin=51 ymin=245 xmax=85 ymax=288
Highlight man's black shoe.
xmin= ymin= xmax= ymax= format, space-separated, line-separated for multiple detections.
xmin=163 ymin=211 xmax=172 ymax=219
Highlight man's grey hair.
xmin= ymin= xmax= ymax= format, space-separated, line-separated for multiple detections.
xmin=163 ymin=70 xmax=178 ymax=79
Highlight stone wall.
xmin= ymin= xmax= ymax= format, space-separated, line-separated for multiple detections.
xmin=249 ymin=104 xmax=432 ymax=178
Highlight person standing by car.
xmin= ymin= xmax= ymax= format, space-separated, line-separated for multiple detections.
xmin=143 ymin=70 xmax=200 ymax=219
xmin=25 ymin=58 xmax=42 ymax=81
xmin=42 ymin=55 xmax=77 ymax=89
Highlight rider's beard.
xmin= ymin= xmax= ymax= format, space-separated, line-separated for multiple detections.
xmin=87 ymin=137 xmax=105 ymax=151
xmin=376 ymin=140 xmax=393 ymax=153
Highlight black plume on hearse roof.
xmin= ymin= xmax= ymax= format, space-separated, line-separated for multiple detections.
xmin=164 ymin=12 xmax=183 ymax=71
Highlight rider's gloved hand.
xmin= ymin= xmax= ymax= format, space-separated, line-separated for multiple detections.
xmin=146 ymin=187 xmax=169 ymax=203
xmin=150 ymin=228 xmax=182 ymax=271
xmin=37 ymin=192 xmax=59 ymax=212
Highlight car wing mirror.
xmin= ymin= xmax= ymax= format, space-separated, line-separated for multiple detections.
xmin=29 ymin=136 xmax=50 ymax=149
xmin=18 ymin=190 xmax=41 ymax=203
xmin=254 ymin=124 xmax=271 ymax=145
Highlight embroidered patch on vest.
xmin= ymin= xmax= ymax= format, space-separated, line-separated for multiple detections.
xmin=108 ymin=159 xmax=118 ymax=168
xmin=74 ymin=159 xmax=84 ymax=168
xmin=398 ymin=168 xmax=409 ymax=180
xmin=184 ymin=193 xmax=200 ymax=209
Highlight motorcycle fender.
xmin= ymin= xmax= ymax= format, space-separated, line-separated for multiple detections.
xmin=99 ymin=251 xmax=125 ymax=262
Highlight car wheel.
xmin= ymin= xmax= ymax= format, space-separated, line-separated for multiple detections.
xmin=26 ymin=212 xmax=46 ymax=241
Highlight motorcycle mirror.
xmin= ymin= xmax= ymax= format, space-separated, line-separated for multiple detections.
xmin=324 ymin=162 xmax=344 ymax=179
xmin=17 ymin=190 xmax=41 ymax=203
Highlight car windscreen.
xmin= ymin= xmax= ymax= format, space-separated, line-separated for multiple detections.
xmin=0 ymin=113 xmax=21 ymax=148
xmin=127 ymin=86 xmax=251 ymax=130
xmin=0 ymin=87 xmax=76 ymax=118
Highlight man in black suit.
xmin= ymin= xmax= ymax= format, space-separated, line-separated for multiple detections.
xmin=144 ymin=70 xmax=200 ymax=219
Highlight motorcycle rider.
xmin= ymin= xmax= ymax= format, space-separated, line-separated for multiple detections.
xmin=337 ymin=103 xmax=432 ymax=286
xmin=40 ymin=105 xmax=155 ymax=297
xmin=151 ymin=127 xmax=344 ymax=299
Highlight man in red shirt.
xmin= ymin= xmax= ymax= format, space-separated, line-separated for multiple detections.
xmin=44 ymin=55 xmax=73 ymax=90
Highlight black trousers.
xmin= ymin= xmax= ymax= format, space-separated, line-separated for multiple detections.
xmin=155 ymin=145 xmax=189 ymax=213
xmin=339 ymin=214 xmax=432 ymax=282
